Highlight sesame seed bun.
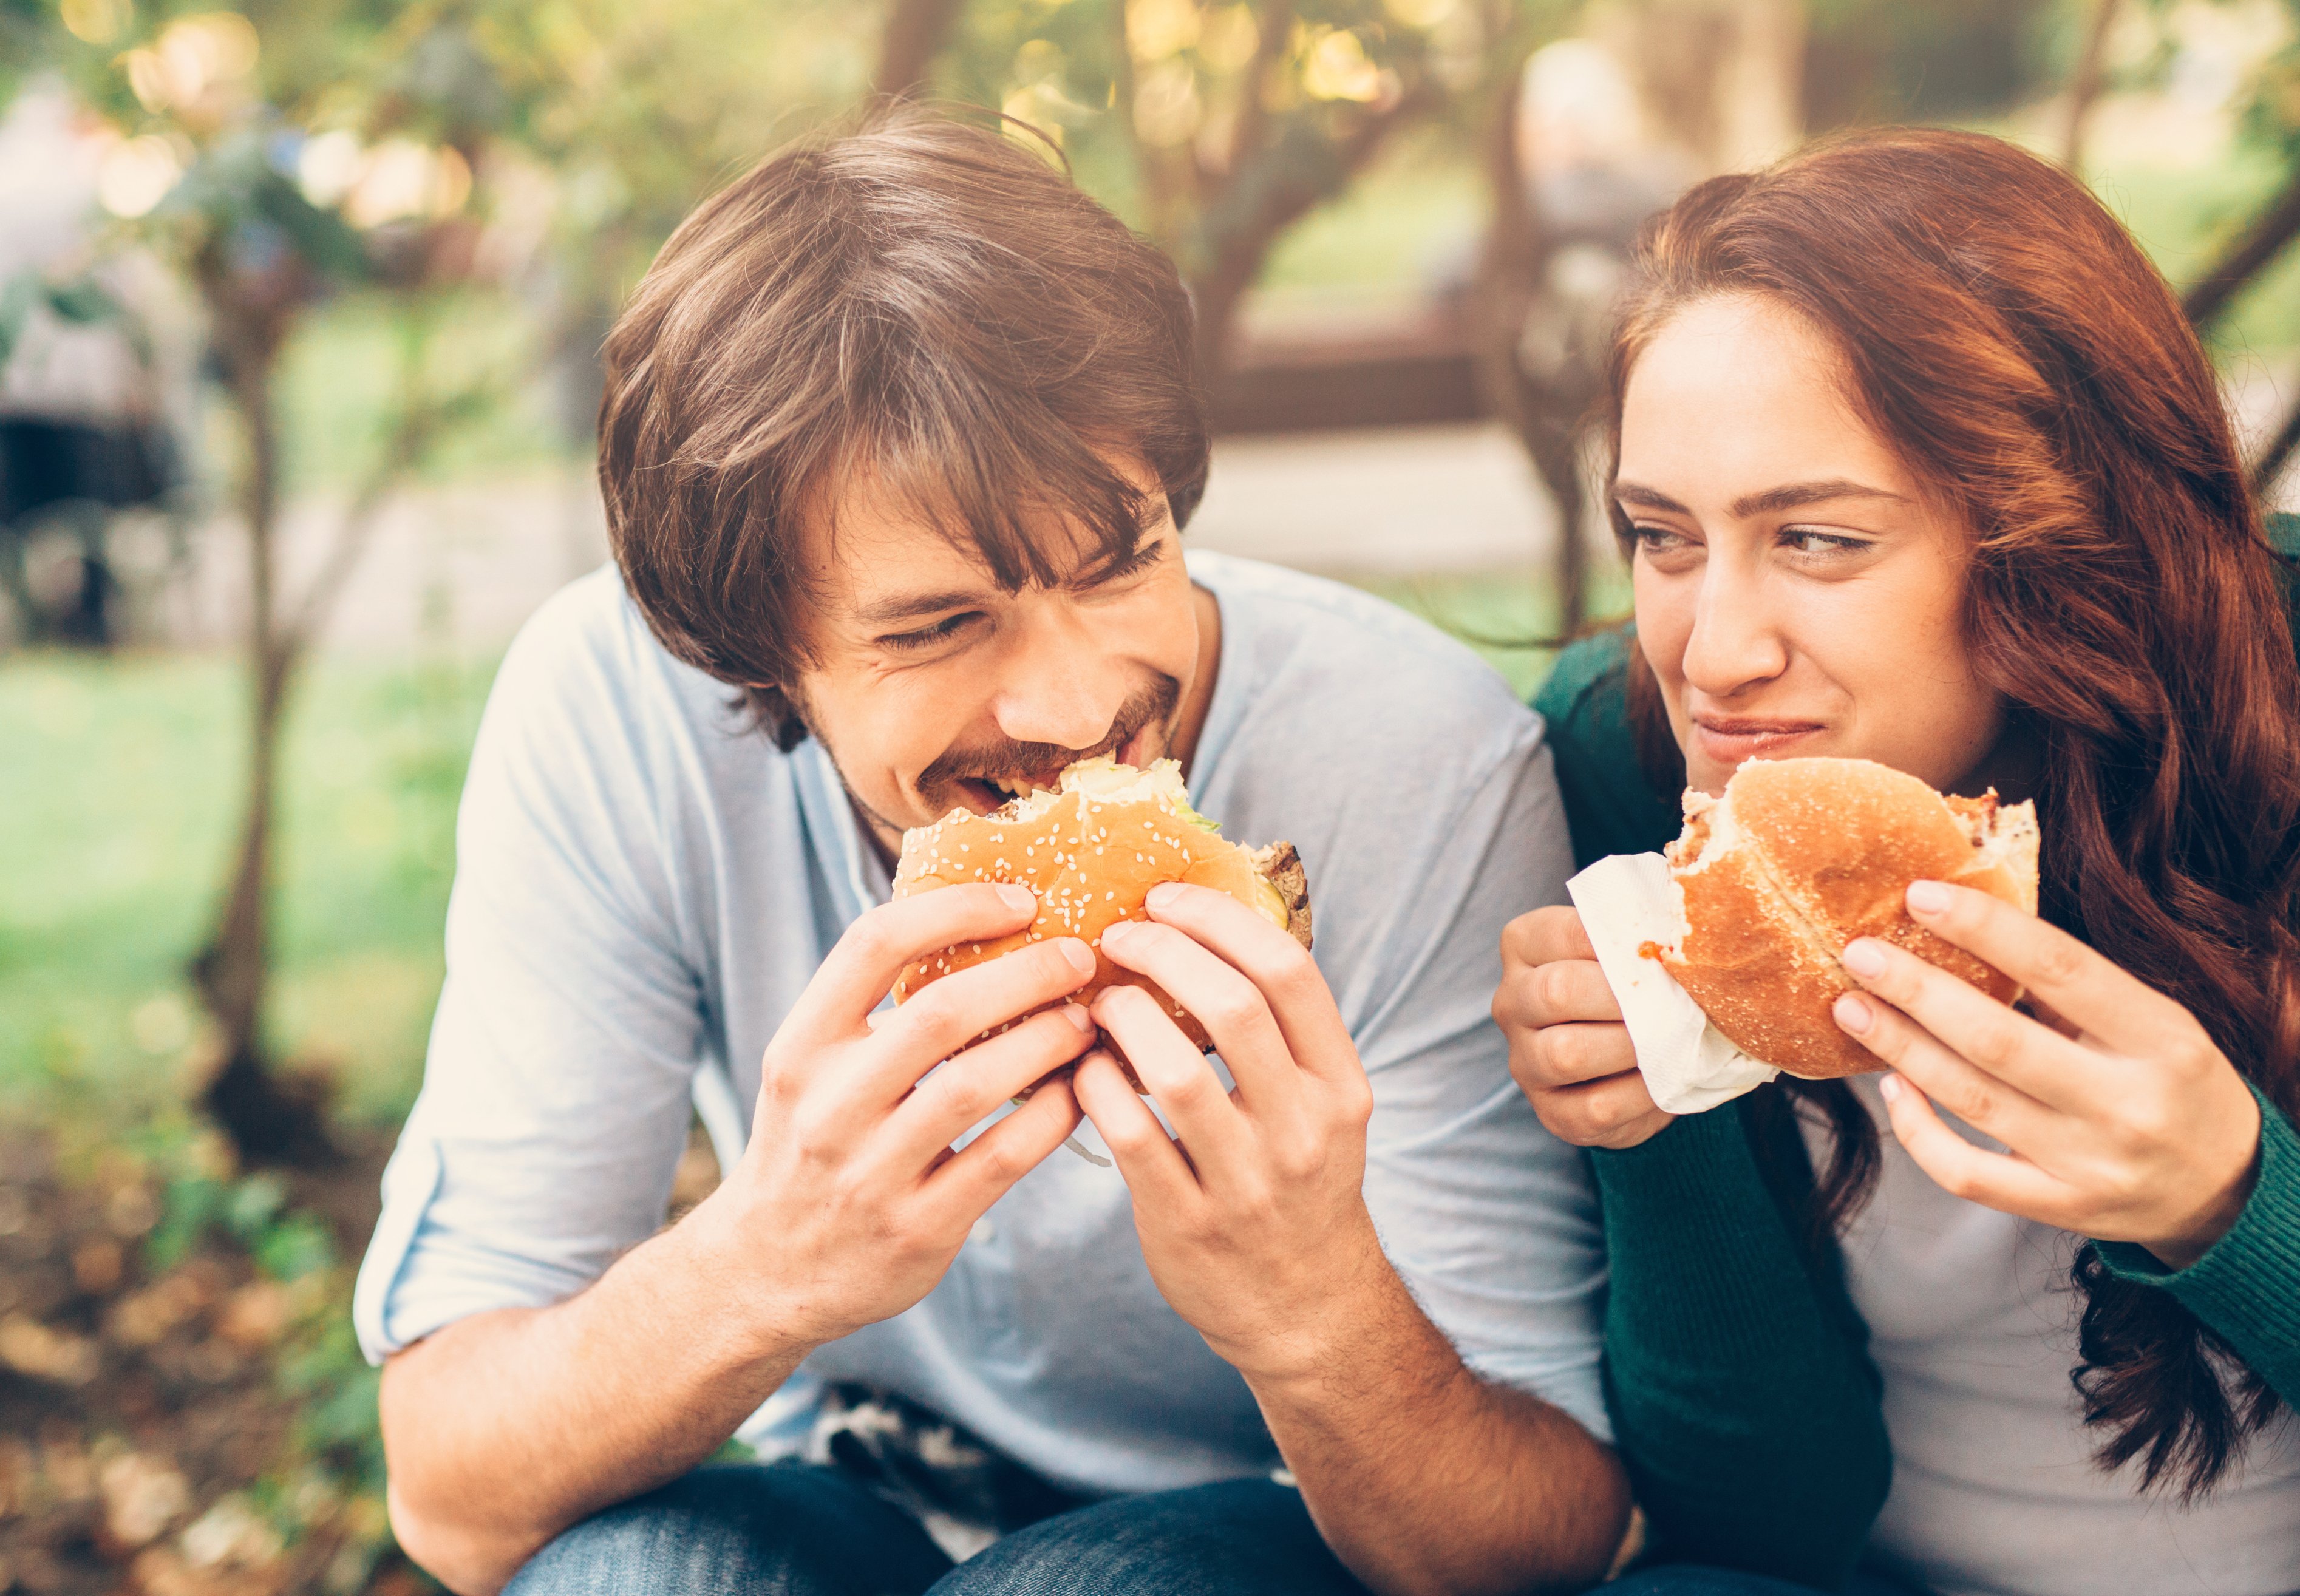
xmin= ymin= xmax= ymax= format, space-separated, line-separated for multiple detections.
xmin=1656 ymin=756 xmax=2039 ymax=1079
xmin=891 ymin=757 xmax=1312 ymax=1087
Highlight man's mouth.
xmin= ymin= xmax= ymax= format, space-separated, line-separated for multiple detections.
xmin=956 ymin=771 xmax=1063 ymax=811
xmin=947 ymin=727 xmax=1166 ymax=817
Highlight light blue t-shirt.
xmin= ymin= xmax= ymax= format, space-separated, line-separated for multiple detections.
xmin=352 ymin=550 xmax=1611 ymax=1495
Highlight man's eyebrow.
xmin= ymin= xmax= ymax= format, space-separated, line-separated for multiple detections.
xmin=847 ymin=528 xmax=1160 ymax=627
xmin=851 ymin=586 xmax=995 ymax=628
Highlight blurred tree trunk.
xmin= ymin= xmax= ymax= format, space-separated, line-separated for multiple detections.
xmin=2057 ymin=0 xmax=2121 ymax=173
xmin=1114 ymin=0 xmax=1437 ymax=379
xmin=1469 ymin=52 xmax=1604 ymax=634
xmin=189 ymin=263 xmax=451 ymax=1169
xmin=189 ymin=242 xmax=336 ymax=1168
xmin=1612 ymin=0 xmax=1804 ymax=175
xmin=877 ymin=0 xmax=969 ymax=98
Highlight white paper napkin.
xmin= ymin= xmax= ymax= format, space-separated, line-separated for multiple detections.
xmin=1565 ymin=853 xmax=1779 ymax=1115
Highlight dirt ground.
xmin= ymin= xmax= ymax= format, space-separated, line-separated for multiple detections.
xmin=0 ymin=1130 xmax=421 ymax=1596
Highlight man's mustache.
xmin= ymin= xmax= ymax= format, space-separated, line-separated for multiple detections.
xmin=919 ymin=675 xmax=1181 ymax=792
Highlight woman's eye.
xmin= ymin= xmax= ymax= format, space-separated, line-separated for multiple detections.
xmin=1781 ymin=526 xmax=1872 ymax=557
xmin=1631 ymin=523 xmax=1695 ymax=557
xmin=879 ymin=613 xmax=982 ymax=653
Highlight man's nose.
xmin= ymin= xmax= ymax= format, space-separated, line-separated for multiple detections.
xmin=990 ymin=611 xmax=1128 ymax=752
xmin=1681 ymin=562 xmax=1791 ymax=698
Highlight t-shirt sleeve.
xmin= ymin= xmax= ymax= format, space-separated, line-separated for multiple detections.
xmin=1346 ymin=729 xmax=1613 ymax=1444
xmin=352 ymin=586 xmax=710 ymax=1364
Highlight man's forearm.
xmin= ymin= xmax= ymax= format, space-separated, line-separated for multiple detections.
xmin=379 ymin=1195 xmax=809 ymax=1595
xmin=1246 ymin=1263 xmax=1629 ymax=1596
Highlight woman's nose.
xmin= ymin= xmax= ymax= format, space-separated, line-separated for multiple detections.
xmin=1681 ymin=569 xmax=1791 ymax=697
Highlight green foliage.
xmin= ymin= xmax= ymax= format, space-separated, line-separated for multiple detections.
xmin=1805 ymin=0 xmax=2063 ymax=131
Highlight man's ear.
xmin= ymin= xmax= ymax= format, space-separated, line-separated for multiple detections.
xmin=744 ymin=684 xmax=809 ymax=752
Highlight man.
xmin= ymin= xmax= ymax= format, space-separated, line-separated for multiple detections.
xmin=356 ymin=109 xmax=1628 ymax=1596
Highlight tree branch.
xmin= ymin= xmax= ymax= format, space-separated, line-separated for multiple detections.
xmin=2184 ymin=162 xmax=2300 ymax=330
xmin=2251 ymin=387 xmax=2300 ymax=499
xmin=2058 ymin=0 xmax=2122 ymax=173
xmin=1191 ymin=86 xmax=1436 ymax=372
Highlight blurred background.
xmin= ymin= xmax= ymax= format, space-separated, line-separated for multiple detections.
xmin=7 ymin=0 xmax=2300 ymax=1589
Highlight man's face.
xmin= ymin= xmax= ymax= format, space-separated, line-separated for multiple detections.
xmin=789 ymin=467 xmax=1202 ymax=844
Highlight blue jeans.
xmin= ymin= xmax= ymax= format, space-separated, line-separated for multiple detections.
xmin=504 ymin=1461 xmax=1373 ymax=1595
xmin=1613 ymin=1569 xmax=1927 ymax=1596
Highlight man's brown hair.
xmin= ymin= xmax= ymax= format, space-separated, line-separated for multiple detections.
xmin=597 ymin=106 xmax=1210 ymax=748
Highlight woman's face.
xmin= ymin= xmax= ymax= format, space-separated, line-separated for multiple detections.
xmin=1621 ymin=293 xmax=2005 ymax=797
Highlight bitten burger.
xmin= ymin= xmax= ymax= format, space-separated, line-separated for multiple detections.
xmin=1653 ymin=756 xmax=2039 ymax=1079
xmin=891 ymin=756 xmax=1312 ymax=1082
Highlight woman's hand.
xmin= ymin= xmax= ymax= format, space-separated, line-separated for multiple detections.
xmin=1494 ymin=905 xmax=1676 ymax=1149
xmin=1835 ymin=880 xmax=2265 ymax=1268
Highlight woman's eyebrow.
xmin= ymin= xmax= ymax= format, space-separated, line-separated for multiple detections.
xmin=1614 ymin=481 xmax=1690 ymax=513
xmin=1612 ymin=478 xmax=1913 ymax=517
xmin=1730 ymin=479 xmax=1911 ymax=517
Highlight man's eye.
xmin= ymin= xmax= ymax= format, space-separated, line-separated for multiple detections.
xmin=879 ymin=613 xmax=982 ymax=653
xmin=1080 ymin=542 xmax=1165 ymax=589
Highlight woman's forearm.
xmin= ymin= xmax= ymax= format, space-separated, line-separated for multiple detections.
xmin=1592 ymin=1101 xmax=1891 ymax=1589
xmin=378 ymin=1194 xmax=811 ymax=1595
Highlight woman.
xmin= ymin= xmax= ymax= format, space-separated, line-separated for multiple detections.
xmin=1496 ymin=127 xmax=2300 ymax=1596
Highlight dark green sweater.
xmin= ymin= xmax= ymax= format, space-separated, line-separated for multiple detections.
xmin=1531 ymin=514 xmax=2300 ymax=1589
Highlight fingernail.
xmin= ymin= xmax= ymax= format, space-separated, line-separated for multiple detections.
xmin=996 ymin=883 xmax=1036 ymax=912
xmin=1145 ymin=881 xmax=1183 ymax=911
xmin=1058 ymin=1003 xmax=1094 ymax=1033
xmin=1834 ymin=991 xmax=1873 ymax=1034
xmin=1842 ymin=939 xmax=1887 ymax=978
xmin=1879 ymin=1073 xmax=1904 ymax=1104
xmin=1907 ymin=880 xmax=1951 ymax=916
xmin=1055 ymin=938 xmax=1097 ymax=976
xmin=1098 ymin=920 xmax=1136 ymax=949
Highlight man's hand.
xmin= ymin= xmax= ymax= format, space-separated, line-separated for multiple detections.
xmin=1073 ymin=881 xmax=1381 ymax=1379
xmin=700 ymin=880 xmax=1101 ymax=1347
xmin=382 ymin=881 xmax=1097 ymax=1595
xmin=1492 ymin=905 xmax=1674 ymax=1150
xmin=1079 ymin=884 xmax=1628 ymax=1596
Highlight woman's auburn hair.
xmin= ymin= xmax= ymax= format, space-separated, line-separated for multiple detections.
xmin=1607 ymin=126 xmax=2300 ymax=1496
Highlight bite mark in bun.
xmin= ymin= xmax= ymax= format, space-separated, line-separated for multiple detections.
xmin=891 ymin=756 xmax=1313 ymax=1086
xmin=1655 ymin=756 xmax=2038 ymax=1079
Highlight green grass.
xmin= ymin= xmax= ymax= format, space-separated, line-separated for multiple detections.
xmin=0 ymin=650 xmax=491 ymax=1132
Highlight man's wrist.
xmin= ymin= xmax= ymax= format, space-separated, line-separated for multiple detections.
xmin=1222 ymin=1214 xmax=1412 ymax=1394
xmin=662 ymin=1180 xmax=831 ymax=1371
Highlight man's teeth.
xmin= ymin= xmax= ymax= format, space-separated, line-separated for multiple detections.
xmin=987 ymin=775 xmax=1049 ymax=799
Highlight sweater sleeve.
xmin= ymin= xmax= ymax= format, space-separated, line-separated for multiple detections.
xmin=1593 ymin=1102 xmax=1893 ymax=1589
xmin=2091 ymin=1086 xmax=2300 ymax=1405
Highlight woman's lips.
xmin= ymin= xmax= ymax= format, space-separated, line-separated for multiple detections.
xmin=1692 ymin=719 xmax=1827 ymax=766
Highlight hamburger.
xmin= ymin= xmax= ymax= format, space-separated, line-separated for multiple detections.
xmin=1652 ymin=756 xmax=2039 ymax=1079
xmin=891 ymin=756 xmax=1312 ymax=1081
